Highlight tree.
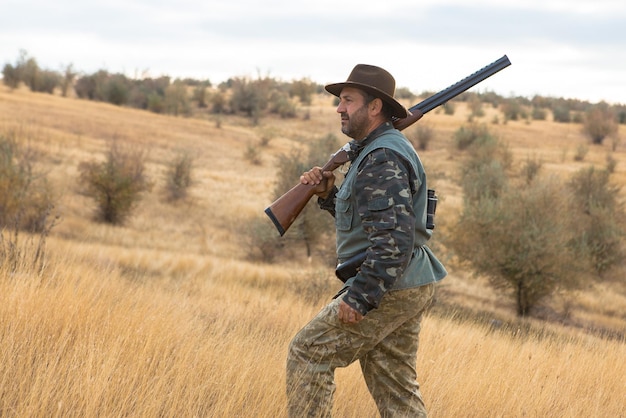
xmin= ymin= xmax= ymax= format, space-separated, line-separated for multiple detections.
xmin=60 ymin=64 xmax=77 ymax=97
xmin=2 ymin=64 xmax=20 ymax=89
xmin=450 ymin=177 xmax=584 ymax=316
xmin=164 ymin=81 xmax=191 ymax=116
xmin=583 ymin=102 xmax=618 ymax=145
xmin=448 ymin=125 xmax=584 ymax=316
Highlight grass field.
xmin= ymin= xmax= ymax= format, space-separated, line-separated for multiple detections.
xmin=1 ymin=85 xmax=625 ymax=417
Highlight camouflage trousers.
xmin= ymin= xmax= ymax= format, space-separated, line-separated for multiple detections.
xmin=286 ymin=283 xmax=435 ymax=418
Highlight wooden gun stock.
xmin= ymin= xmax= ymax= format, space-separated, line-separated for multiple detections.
xmin=265 ymin=55 xmax=511 ymax=236
xmin=265 ymin=146 xmax=352 ymax=236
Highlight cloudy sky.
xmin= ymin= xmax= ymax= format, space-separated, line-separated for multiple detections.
xmin=1 ymin=0 xmax=624 ymax=104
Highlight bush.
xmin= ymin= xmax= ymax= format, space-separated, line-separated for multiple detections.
xmin=531 ymin=107 xmax=547 ymax=120
xmin=448 ymin=125 xmax=590 ymax=316
xmin=468 ymin=96 xmax=485 ymax=118
xmin=164 ymin=151 xmax=193 ymax=201
xmin=521 ymin=155 xmax=543 ymax=185
xmin=74 ymin=70 xmax=109 ymax=101
xmin=449 ymin=177 xmax=584 ymax=316
xmin=409 ymin=125 xmax=434 ymax=151
xmin=0 ymin=133 xmax=55 ymax=232
xmin=290 ymin=78 xmax=316 ymax=105
xmin=453 ymin=123 xmax=493 ymax=151
xmin=230 ymin=76 xmax=270 ymax=120
xmin=270 ymin=92 xmax=297 ymax=119
xmin=1 ymin=50 xmax=59 ymax=94
xmin=552 ymin=106 xmax=571 ymax=123
xmin=244 ymin=142 xmax=262 ymax=166
xmin=78 ymin=142 xmax=152 ymax=224
xmin=268 ymin=134 xmax=339 ymax=257
xmin=442 ymin=102 xmax=455 ymax=115
xmin=104 ymin=74 xmax=131 ymax=106
xmin=573 ymin=144 xmax=588 ymax=161
xmin=2 ymin=64 xmax=20 ymax=88
xmin=501 ymin=99 xmax=524 ymax=121
xmin=567 ymin=167 xmax=625 ymax=273
xmin=583 ymin=103 xmax=618 ymax=145
xmin=246 ymin=217 xmax=283 ymax=262
xmin=458 ymin=131 xmax=511 ymax=202
xmin=164 ymin=82 xmax=191 ymax=116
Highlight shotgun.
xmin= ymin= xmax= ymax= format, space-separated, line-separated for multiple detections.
xmin=265 ymin=55 xmax=512 ymax=236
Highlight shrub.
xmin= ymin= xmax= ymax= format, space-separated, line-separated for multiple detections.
xmin=458 ymin=131 xmax=512 ymax=202
xmin=269 ymin=134 xmax=339 ymax=257
xmin=60 ymin=64 xmax=77 ymax=97
xmin=78 ymin=142 xmax=152 ymax=224
xmin=230 ymin=76 xmax=270 ymax=119
xmin=164 ymin=151 xmax=193 ymax=202
xmin=164 ymin=82 xmax=191 ymax=116
xmin=210 ymin=92 xmax=227 ymax=114
xmin=501 ymin=99 xmax=523 ymax=121
xmin=104 ymin=74 xmax=131 ymax=106
xmin=583 ymin=103 xmax=618 ymax=145
xmin=1 ymin=50 xmax=59 ymax=94
xmin=573 ymin=144 xmax=588 ymax=161
xmin=453 ymin=123 xmax=492 ymax=151
xmin=521 ymin=155 xmax=543 ymax=184
xmin=449 ymin=177 xmax=584 ymax=316
xmin=2 ymin=64 xmax=20 ymax=88
xmin=410 ymin=125 xmax=434 ymax=151
xmin=32 ymin=70 xmax=60 ymax=94
xmin=442 ymin=102 xmax=455 ymax=115
xmin=246 ymin=217 xmax=283 ymax=262
xmin=531 ymin=107 xmax=547 ymax=120
xmin=468 ymin=96 xmax=485 ymax=118
xmin=244 ymin=142 xmax=262 ymax=166
xmin=147 ymin=93 xmax=165 ymax=114
xmin=567 ymin=167 xmax=625 ymax=273
xmin=552 ymin=106 xmax=571 ymax=123
xmin=0 ymin=133 xmax=55 ymax=232
xmin=290 ymin=78 xmax=316 ymax=105
xmin=74 ymin=70 xmax=109 ymax=101
xmin=270 ymin=92 xmax=298 ymax=119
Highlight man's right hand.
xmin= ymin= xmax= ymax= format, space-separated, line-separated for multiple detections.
xmin=300 ymin=167 xmax=336 ymax=199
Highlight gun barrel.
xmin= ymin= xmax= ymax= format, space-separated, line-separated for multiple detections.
xmin=410 ymin=55 xmax=511 ymax=116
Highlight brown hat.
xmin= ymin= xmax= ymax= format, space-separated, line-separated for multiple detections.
xmin=325 ymin=64 xmax=408 ymax=118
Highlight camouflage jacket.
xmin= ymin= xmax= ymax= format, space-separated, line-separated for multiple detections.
xmin=318 ymin=122 xmax=438 ymax=315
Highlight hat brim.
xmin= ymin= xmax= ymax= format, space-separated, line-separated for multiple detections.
xmin=325 ymin=81 xmax=408 ymax=119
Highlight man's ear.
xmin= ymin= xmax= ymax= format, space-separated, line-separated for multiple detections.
xmin=369 ymin=97 xmax=383 ymax=115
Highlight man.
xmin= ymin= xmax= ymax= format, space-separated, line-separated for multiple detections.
xmin=286 ymin=64 xmax=447 ymax=417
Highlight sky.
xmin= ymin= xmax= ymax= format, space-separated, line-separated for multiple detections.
xmin=1 ymin=0 xmax=625 ymax=104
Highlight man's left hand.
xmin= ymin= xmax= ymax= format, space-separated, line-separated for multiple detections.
xmin=338 ymin=300 xmax=364 ymax=324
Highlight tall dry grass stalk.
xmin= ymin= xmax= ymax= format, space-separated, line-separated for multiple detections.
xmin=2 ymin=242 xmax=625 ymax=417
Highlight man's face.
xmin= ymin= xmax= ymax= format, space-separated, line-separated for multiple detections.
xmin=336 ymin=87 xmax=370 ymax=140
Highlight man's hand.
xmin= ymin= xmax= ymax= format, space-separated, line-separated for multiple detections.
xmin=338 ymin=300 xmax=364 ymax=324
xmin=300 ymin=167 xmax=336 ymax=199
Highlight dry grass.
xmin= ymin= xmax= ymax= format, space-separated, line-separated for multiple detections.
xmin=1 ymin=85 xmax=625 ymax=417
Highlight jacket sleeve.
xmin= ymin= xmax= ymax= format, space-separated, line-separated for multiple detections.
xmin=342 ymin=148 xmax=419 ymax=315
xmin=317 ymin=186 xmax=338 ymax=217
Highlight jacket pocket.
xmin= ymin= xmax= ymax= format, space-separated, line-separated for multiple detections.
xmin=335 ymin=188 xmax=353 ymax=231
xmin=363 ymin=196 xmax=396 ymax=230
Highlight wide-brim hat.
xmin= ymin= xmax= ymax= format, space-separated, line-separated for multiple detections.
xmin=325 ymin=64 xmax=408 ymax=119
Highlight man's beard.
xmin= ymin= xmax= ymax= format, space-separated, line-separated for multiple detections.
xmin=341 ymin=104 xmax=369 ymax=140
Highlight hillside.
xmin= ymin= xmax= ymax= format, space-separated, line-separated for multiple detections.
xmin=1 ymin=85 xmax=625 ymax=416
xmin=2 ymin=84 xmax=626 ymax=333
